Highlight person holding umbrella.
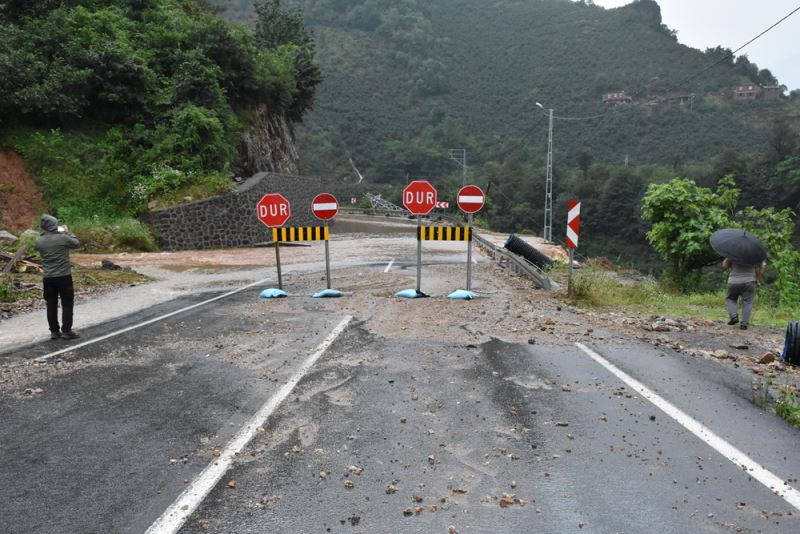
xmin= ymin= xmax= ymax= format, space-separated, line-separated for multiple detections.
xmin=711 ymin=229 xmax=768 ymax=330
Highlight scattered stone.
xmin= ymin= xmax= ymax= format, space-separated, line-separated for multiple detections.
xmin=291 ymin=445 xmax=301 ymax=454
xmin=427 ymin=455 xmax=437 ymax=466
xmin=511 ymin=480 xmax=517 ymax=489
xmin=319 ymin=471 xmax=327 ymax=480
xmin=567 ymin=433 xmax=575 ymax=440
xmin=731 ymin=343 xmax=749 ymax=350
xmin=528 ymin=338 xmax=536 ymax=345
xmin=402 ymin=508 xmax=413 ymax=517
xmin=544 ymin=317 xmax=556 ymax=326
xmin=101 ymin=259 xmax=122 ymax=270
xmin=344 ymin=480 xmax=354 ymax=489
xmin=0 ymin=230 xmax=18 ymax=245
xmin=499 ymin=495 xmax=515 ymax=507
xmin=348 ymin=465 xmax=364 ymax=476
xmin=554 ymin=421 xmax=569 ymax=427
xmin=561 ymin=385 xmax=572 ymax=392
xmin=711 ymin=350 xmax=731 ymax=360
xmin=227 ymin=480 xmax=236 ymax=489
xmin=400 ymin=417 xmax=407 ymax=424
xmin=598 ymin=415 xmax=608 ymax=422
xmin=451 ymin=488 xmax=467 ymax=494
xmin=758 ymin=352 xmax=777 ymax=365
xmin=412 ymin=495 xmax=424 ymax=503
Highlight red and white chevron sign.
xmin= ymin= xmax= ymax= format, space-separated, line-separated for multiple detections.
xmin=435 ymin=201 xmax=449 ymax=209
xmin=566 ymin=200 xmax=581 ymax=249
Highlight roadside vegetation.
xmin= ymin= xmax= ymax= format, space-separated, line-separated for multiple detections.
xmin=0 ymin=268 xmax=150 ymax=305
xmin=0 ymin=0 xmax=321 ymax=250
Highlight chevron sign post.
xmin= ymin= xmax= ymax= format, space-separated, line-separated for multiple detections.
xmin=566 ymin=200 xmax=581 ymax=297
xmin=566 ymin=200 xmax=580 ymax=248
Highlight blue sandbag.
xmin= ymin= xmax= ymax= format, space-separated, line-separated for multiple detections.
xmin=259 ymin=288 xmax=288 ymax=299
xmin=448 ymin=290 xmax=476 ymax=300
xmin=395 ymin=289 xmax=429 ymax=299
xmin=312 ymin=289 xmax=343 ymax=298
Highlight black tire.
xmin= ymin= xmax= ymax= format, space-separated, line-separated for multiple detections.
xmin=504 ymin=234 xmax=554 ymax=269
xmin=790 ymin=321 xmax=800 ymax=365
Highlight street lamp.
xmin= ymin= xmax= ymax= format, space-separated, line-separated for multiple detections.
xmin=536 ymin=102 xmax=554 ymax=242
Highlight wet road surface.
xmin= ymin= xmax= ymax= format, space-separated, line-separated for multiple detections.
xmin=1 ymin=229 xmax=799 ymax=534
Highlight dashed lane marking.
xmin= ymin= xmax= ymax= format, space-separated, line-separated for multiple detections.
xmin=33 ymin=276 xmax=275 ymax=362
xmin=384 ymin=259 xmax=394 ymax=273
xmin=575 ymin=342 xmax=800 ymax=512
xmin=146 ymin=315 xmax=353 ymax=534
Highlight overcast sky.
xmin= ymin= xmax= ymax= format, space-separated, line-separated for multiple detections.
xmin=589 ymin=0 xmax=800 ymax=90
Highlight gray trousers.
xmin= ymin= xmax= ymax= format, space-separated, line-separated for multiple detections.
xmin=727 ymin=282 xmax=756 ymax=325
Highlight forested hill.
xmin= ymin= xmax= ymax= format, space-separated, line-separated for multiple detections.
xmin=215 ymin=0 xmax=798 ymax=182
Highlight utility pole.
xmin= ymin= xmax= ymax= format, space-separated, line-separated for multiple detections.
xmin=448 ymin=148 xmax=467 ymax=186
xmin=536 ymin=103 xmax=554 ymax=242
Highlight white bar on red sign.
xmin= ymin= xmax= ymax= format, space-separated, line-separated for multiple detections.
xmin=458 ymin=195 xmax=483 ymax=203
xmin=313 ymin=203 xmax=338 ymax=211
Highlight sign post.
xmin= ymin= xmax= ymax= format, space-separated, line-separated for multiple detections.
xmin=457 ymin=185 xmax=486 ymax=291
xmin=312 ymin=193 xmax=339 ymax=291
xmin=256 ymin=193 xmax=291 ymax=291
xmin=566 ymin=200 xmax=581 ymax=298
xmin=402 ymin=180 xmax=437 ymax=296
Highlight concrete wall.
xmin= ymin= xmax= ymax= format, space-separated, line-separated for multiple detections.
xmin=146 ymin=173 xmax=326 ymax=251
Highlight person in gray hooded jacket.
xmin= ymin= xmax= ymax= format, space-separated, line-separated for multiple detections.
xmin=35 ymin=214 xmax=81 ymax=339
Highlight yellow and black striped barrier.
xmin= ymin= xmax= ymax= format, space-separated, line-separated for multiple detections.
xmin=272 ymin=226 xmax=329 ymax=242
xmin=417 ymin=226 xmax=471 ymax=241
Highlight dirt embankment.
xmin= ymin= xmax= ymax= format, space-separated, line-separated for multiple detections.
xmin=0 ymin=150 xmax=45 ymax=232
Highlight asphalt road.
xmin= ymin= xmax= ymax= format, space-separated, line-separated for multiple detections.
xmin=1 ymin=228 xmax=799 ymax=534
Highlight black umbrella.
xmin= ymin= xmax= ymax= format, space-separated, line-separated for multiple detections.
xmin=710 ymin=228 xmax=767 ymax=265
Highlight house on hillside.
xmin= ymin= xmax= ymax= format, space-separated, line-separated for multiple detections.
xmin=762 ymin=86 xmax=781 ymax=100
xmin=733 ymin=85 xmax=760 ymax=100
xmin=602 ymin=91 xmax=633 ymax=106
xmin=732 ymin=84 xmax=782 ymax=101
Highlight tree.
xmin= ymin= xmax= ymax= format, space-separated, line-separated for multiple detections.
xmin=641 ymin=176 xmax=738 ymax=283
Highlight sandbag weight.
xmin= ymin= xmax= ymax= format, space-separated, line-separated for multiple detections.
xmin=783 ymin=321 xmax=800 ymax=365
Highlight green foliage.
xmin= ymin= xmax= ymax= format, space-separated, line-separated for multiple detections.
xmin=641 ymin=176 xmax=737 ymax=282
xmin=775 ymin=387 xmax=800 ymax=428
xmin=0 ymin=0 xmax=321 ymax=225
xmin=736 ymin=206 xmax=800 ymax=308
xmin=70 ymin=216 xmax=158 ymax=252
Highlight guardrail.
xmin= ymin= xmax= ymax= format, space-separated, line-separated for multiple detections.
xmin=338 ymin=209 xmax=553 ymax=290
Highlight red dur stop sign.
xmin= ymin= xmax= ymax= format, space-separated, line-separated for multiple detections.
xmin=403 ymin=180 xmax=438 ymax=216
xmin=256 ymin=193 xmax=291 ymax=228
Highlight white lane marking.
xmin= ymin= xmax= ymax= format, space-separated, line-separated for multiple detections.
xmin=34 ymin=276 xmax=275 ymax=362
xmin=146 ymin=315 xmax=352 ymax=534
xmin=575 ymin=342 xmax=800 ymax=511
xmin=384 ymin=259 xmax=394 ymax=273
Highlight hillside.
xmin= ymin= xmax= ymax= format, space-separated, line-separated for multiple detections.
xmin=215 ymin=0 xmax=799 ymax=182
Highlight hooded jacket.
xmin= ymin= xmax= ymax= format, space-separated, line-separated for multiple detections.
xmin=34 ymin=214 xmax=80 ymax=278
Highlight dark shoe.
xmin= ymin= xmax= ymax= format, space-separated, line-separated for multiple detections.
xmin=62 ymin=330 xmax=80 ymax=339
xmin=727 ymin=316 xmax=739 ymax=325
xmin=50 ymin=332 xmax=61 ymax=340
xmin=740 ymin=324 xmax=748 ymax=330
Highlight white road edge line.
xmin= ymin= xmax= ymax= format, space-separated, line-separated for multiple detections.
xmin=34 ymin=276 xmax=275 ymax=362
xmin=384 ymin=259 xmax=394 ymax=273
xmin=575 ymin=342 xmax=800 ymax=511
xmin=146 ymin=315 xmax=353 ymax=534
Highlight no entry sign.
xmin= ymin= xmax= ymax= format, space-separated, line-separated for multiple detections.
xmin=566 ymin=200 xmax=581 ymax=248
xmin=256 ymin=193 xmax=291 ymax=228
xmin=403 ymin=180 xmax=437 ymax=216
xmin=457 ymin=185 xmax=485 ymax=214
xmin=312 ymin=193 xmax=338 ymax=221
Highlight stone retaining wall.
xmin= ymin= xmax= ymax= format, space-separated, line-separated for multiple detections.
xmin=146 ymin=173 xmax=327 ymax=251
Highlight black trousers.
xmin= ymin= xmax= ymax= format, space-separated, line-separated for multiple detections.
xmin=43 ymin=275 xmax=74 ymax=333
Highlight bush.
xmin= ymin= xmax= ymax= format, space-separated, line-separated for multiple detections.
xmin=70 ymin=217 xmax=157 ymax=253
